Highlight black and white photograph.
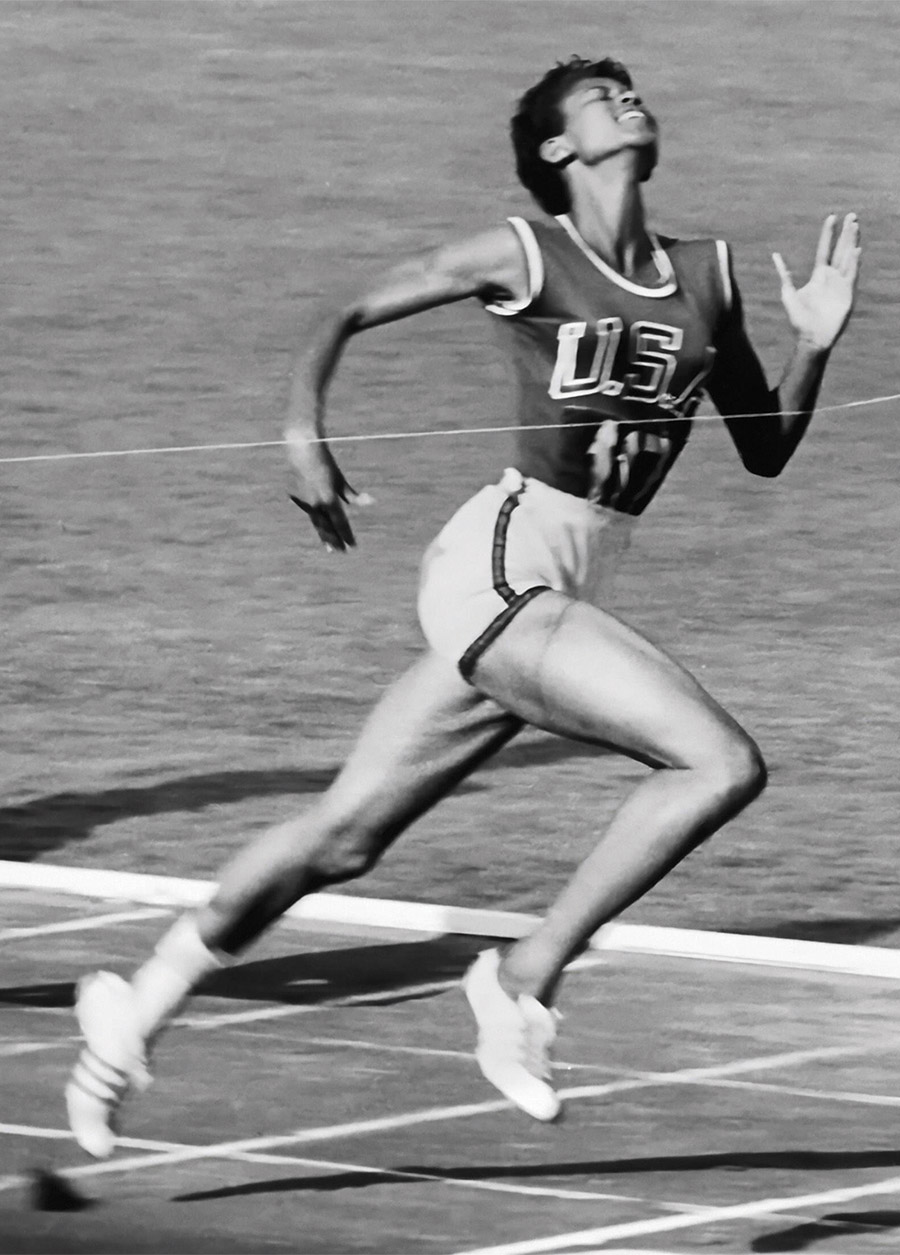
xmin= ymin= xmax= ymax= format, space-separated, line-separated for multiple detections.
xmin=1 ymin=2 xmax=897 ymax=1251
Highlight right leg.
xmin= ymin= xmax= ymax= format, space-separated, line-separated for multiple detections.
xmin=197 ymin=649 xmax=522 ymax=956
xmin=68 ymin=650 xmax=522 ymax=1157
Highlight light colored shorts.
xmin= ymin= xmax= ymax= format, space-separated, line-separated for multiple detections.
xmin=417 ymin=468 xmax=635 ymax=680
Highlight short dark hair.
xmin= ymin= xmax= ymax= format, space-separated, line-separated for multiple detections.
xmin=511 ymin=56 xmax=634 ymax=215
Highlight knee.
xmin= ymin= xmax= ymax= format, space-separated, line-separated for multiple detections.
xmin=309 ymin=826 xmax=381 ymax=884
xmin=707 ymin=731 xmax=768 ymax=809
xmin=304 ymin=795 xmax=386 ymax=885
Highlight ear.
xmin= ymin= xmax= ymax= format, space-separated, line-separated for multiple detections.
xmin=539 ymin=134 xmax=574 ymax=167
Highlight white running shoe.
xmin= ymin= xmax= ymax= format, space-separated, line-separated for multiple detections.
xmin=65 ymin=971 xmax=151 ymax=1159
xmin=463 ymin=948 xmax=561 ymax=1122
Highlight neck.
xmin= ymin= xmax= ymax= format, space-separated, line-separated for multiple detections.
xmin=564 ymin=161 xmax=651 ymax=276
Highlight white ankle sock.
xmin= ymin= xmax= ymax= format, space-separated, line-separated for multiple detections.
xmin=131 ymin=914 xmax=226 ymax=1041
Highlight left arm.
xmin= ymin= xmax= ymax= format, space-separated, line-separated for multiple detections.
xmin=706 ymin=213 xmax=861 ymax=477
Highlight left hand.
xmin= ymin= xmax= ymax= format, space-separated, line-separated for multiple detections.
xmin=286 ymin=429 xmax=369 ymax=553
xmin=773 ymin=212 xmax=861 ymax=352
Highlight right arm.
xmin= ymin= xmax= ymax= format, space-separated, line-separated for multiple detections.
xmin=285 ymin=226 xmax=529 ymax=550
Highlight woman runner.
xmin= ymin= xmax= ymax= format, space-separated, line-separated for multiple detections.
xmin=67 ymin=55 xmax=860 ymax=1154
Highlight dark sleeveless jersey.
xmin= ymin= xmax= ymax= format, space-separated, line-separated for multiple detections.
xmin=483 ymin=215 xmax=733 ymax=515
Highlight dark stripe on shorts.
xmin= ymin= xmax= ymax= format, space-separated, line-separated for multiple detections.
xmin=490 ymin=495 xmax=520 ymax=603
xmin=458 ymin=488 xmax=550 ymax=682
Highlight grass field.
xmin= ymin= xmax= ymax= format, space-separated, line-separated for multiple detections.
xmin=2 ymin=0 xmax=899 ymax=945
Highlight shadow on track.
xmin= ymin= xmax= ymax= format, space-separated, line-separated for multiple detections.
xmin=738 ymin=918 xmax=900 ymax=946
xmin=0 ymin=738 xmax=605 ymax=862
xmin=0 ymin=935 xmax=485 ymax=1011
xmin=752 ymin=1208 xmax=900 ymax=1251
xmin=173 ymin=1150 xmax=900 ymax=1203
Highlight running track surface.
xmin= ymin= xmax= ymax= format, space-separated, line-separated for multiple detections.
xmin=3 ymin=888 xmax=900 ymax=1254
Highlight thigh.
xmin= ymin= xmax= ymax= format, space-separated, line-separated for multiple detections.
xmin=321 ymin=649 xmax=524 ymax=836
xmin=469 ymin=592 xmax=751 ymax=770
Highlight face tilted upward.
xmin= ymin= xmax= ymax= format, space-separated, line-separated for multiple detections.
xmin=548 ymin=77 xmax=659 ymax=178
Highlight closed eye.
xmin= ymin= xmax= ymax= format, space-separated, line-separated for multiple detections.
xmin=582 ymin=87 xmax=615 ymax=104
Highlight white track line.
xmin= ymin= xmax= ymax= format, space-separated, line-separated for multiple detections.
xmin=549 ymin=1038 xmax=900 ymax=1104
xmin=0 ymin=1123 xmax=187 ymax=1151
xmin=5 ymin=1037 xmax=894 ymax=1194
xmin=0 ymin=907 xmax=170 ymax=941
xmin=6 ymin=859 xmax=900 ymax=978
xmin=222 ymin=1027 xmax=627 ymax=1073
xmin=176 ymin=1148 xmax=658 ymax=1207
xmin=0 ymin=1124 xmax=708 ymax=1212
xmin=243 ymin=1031 xmax=484 ymax=1062
xmin=0 ymin=1131 xmax=879 ymax=1252
xmin=2 ymin=1098 xmax=517 ymax=1189
xmin=451 ymin=1171 xmax=900 ymax=1254
xmin=177 ymin=955 xmax=604 ymax=1033
xmin=0 ymin=1041 xmax=71 ymax=1058
xmin=175 ymin=977 xmax=460 ymax=1030
xmin=0 ymin=1122 xmax=892 ymax=1239
xmin=701 ymin=1076 xmax=900 ymax=1109
xmin=0 ymin=1123 xmax=662 ymax=1208
xmin=2 ymin=980 xmax=459 ymax=1030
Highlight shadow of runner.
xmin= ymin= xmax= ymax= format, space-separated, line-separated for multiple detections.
xmin=0 ymin=767 xmax=339 ymax=862
xmin=0 ymin=935 xmax=485 ymax=1010
xmin=203 ymin=935 xmax=485 ymax=1003
xmin=752 ymin=1209 xmax=900 ymax=1251
xmin=737 ymin=918 xmax=900 ymax=946
xmin=174 ymin=1150 xmax=900 ymax=1203
xmin=0 ymin=738 xmax=605 ymax=862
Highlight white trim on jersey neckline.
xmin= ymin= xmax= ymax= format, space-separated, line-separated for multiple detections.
xmin=556 ymin=214 xmax=678 ymax=298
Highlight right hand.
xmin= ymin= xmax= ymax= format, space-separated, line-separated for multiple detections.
xmin=286 ymin=430 xmax=365 ymax=552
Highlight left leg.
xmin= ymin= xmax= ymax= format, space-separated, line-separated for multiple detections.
xmin=467 ymin=591 xmax=767 ymax=1004
xmin=458 ymin=589 xmax=766 ymax=1121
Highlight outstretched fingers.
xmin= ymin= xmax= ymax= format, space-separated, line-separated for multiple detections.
xmin=814 ymin=212 xmax=838 ymax=268
xmin=772 ymin=250 xmax=793 ymax=292
xmin=773 ymin=211 xmax=861 ymax=290
xmin=831 ymin=211 xmax=861 ymax=277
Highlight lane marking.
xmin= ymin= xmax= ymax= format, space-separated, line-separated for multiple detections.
xmin=222 ymin=1026 xmax=627 ymax=1073
xmin=551 ymin=1038 xmax=900 ymax=1104
xmin=450 ymin=1171 xmax=900 ymax=1253
xmin=239 ymin=1031 xmax=482 ymax=1062
xmin=0 ymin=1041 xmax=71 ymax=1058
xmin=0 ymin=1123 xmax=674 ymax=1209
xmin=0 ymin=1123 xmax=186 ymax=1150
xmin=6 ymin=861 xmax=900 ymax=979
xmin=3 ymin=1119 xmax=897 ymax=1244
xmin=175 ymin=977 xmax=460 ymax=1030
xmin=1 ymin=1098 xmax=518 ymax=1188
xmin=0 ymin=907 xmax=170 ymax=942
xmin=6 ymin=1036 xmax=896 ymax=1193
xmin=702 ymin=1075 xmax=900 ymax=1108
xmin=184 ymin=1148 xmax=662 ymax=1207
